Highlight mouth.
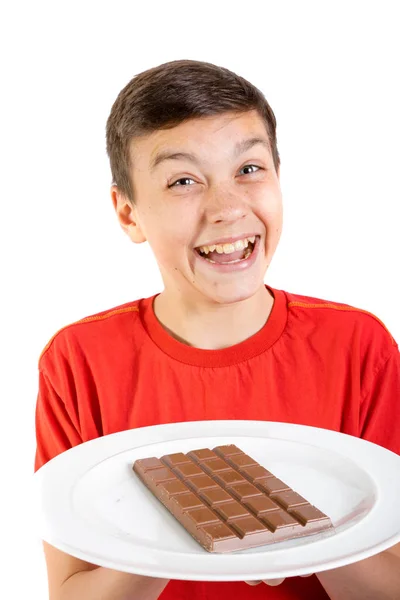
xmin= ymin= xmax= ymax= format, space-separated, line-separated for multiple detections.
xmin=194 ymin=235 xmax=261 ymax=271
xmin=195 ymin=235 xmax=259 ymax=263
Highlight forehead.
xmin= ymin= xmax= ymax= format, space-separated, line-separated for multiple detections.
xmin=129 ymin=110 xmax=270 ymax=170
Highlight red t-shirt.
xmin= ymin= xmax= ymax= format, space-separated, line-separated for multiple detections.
xmin=34 ymin=285 xmax=400 ymax=600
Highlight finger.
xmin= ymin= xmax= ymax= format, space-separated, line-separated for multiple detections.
xmin=244 ymin=580 xmax=262 ymax=586
xmin=262 ymin=578 xmax=286 ymax=586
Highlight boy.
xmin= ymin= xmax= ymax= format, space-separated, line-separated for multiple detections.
xmin=34 ymin=59 xmax=400 ymax=599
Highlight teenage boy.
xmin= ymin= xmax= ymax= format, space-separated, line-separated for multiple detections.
xmin=34 ymin=59 xmax=400 ymax=600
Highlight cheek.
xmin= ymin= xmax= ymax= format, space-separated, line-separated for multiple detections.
xmin=267 ymin=194 xmax=283 ymax=221
xmin=260 ymin=201 xmax=282 ymax=228
xmin=150 ymin=228 xmax=193 ymax=268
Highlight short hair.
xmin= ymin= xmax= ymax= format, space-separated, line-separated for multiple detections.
xmin=106 ymin=59 xmax=280 ymax=203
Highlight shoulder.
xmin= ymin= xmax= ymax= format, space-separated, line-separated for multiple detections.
xmin=283 ymin=288 xmax=397 ymax=359
xmin=38 ymin=298 xmax=143 ymax=369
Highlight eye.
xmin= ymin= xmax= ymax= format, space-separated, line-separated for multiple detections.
xmin=168 ymin=164 xmax=263 ymax=189
xmin=239 ymin=164 xmax=262 ymax=176
xmin=168 ymin=177 xmax=195 ymax=188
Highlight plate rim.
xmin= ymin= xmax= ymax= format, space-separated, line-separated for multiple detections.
xmin=32 ymin=420 xmax=400 ymax=580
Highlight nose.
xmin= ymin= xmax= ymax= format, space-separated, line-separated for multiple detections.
xmin=204 ymin=186 xmax=249 ymax=224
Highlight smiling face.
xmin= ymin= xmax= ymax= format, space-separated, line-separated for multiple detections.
xmin=112 ymin=109 xmax=283 ymax=308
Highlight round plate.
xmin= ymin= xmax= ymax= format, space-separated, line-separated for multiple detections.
xmin=32 ymin=420 xmax=400 ymax=581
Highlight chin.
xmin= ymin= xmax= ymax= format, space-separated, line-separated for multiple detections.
xmin=199 ymin=279 xmax=265 ymax=306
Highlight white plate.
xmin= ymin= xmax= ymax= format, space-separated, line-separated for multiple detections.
xmin=32 ymin=420 xmax=400 ymax=581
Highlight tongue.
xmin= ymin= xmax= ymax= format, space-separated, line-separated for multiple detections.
xmin=205 ymin=248 xmax=246 ymax=263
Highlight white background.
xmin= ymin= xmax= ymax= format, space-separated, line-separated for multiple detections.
xmin=1 ymin=1 xmax=399 ymax=598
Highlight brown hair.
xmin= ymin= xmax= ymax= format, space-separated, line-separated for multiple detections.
xmin=106 ymin=59 xmax=280 ymax=203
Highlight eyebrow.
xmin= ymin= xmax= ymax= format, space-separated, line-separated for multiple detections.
xmin=149 ymin=136 xmax=271 ymax=173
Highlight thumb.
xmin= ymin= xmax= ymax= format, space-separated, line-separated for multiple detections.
xmin=262 ymin=578 xmax=286 ymax=586
xmin=244 ymin=577 xmax=286 ymax=586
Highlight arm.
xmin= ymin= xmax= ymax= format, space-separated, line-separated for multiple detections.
xmin=43 ymin=542 xmax=169 ymax=600
xmin=255 ymin=341 xmax=400 ymax=596
xmin=34 ymin=361 xmax=169 ymax=600
xmin=246 ymin=544 xmax=400 ymax=597
xmin=316 ymin=543 xmax=400 ymax=600
xmin=315 ymin=341 xmax=400 ymax=597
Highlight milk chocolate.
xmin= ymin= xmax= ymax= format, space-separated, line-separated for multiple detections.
xmin=133 ymin=444 xmax=333 ymax=553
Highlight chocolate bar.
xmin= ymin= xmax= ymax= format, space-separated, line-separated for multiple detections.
xmin=133 ymin=444 xmax=333 ymax=553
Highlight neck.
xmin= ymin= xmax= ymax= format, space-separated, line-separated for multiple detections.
xmin=153 ymin=285 xmax=274 ymax=350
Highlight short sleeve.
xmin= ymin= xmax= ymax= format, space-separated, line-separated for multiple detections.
xmin=34 ymin=367 xmax=82 ymax=472
xmin=359 ymin=343 xmax=400 ymax=454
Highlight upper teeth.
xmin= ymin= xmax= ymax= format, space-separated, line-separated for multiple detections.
xmin=197 ymin=236 xmax=256 ymax=255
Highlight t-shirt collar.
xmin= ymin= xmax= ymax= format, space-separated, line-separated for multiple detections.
xmin=138 ymin=285 xmax=288 ymax=367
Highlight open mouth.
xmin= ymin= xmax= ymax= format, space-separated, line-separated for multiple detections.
xmin=195 ymin=236 xmax=260 ymax=264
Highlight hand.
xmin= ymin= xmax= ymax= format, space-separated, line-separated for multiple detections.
xmin=245 ymin=573 xmax=314 ymax=586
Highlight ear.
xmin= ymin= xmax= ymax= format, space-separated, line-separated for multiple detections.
xmin=110 ymin=185 xmax=147 ymax=243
